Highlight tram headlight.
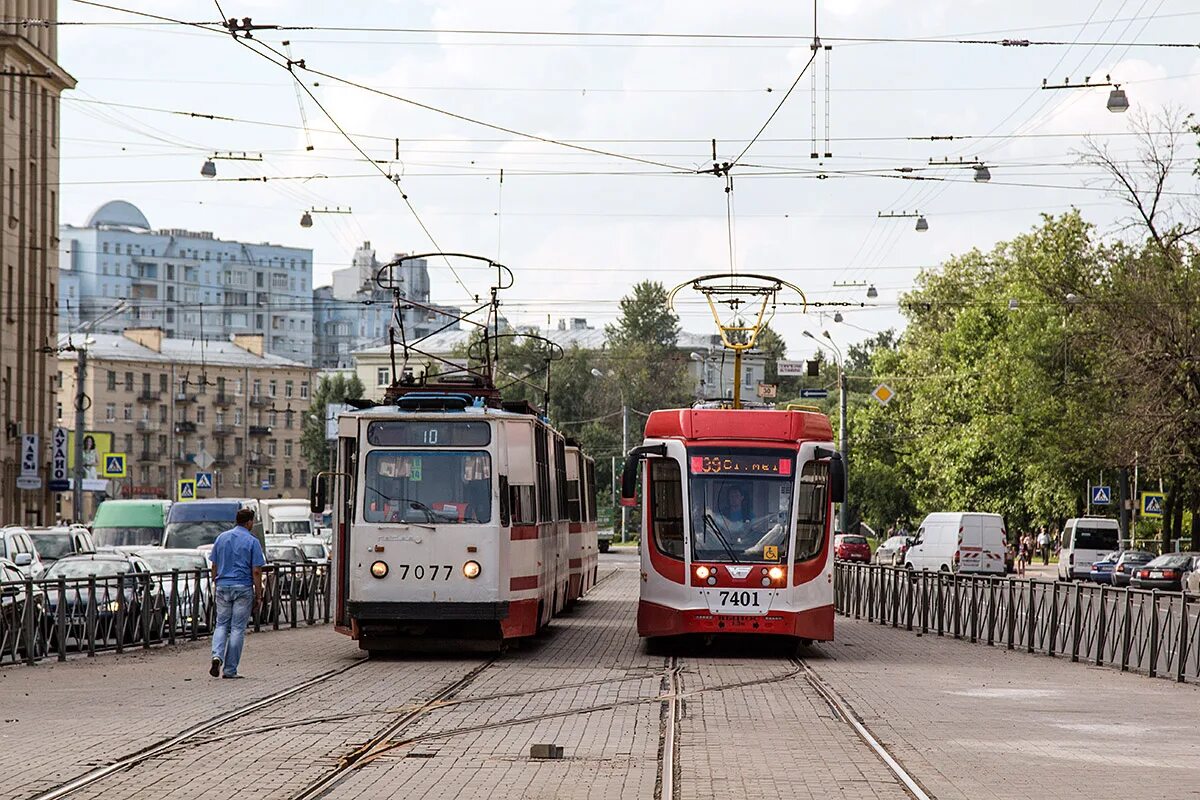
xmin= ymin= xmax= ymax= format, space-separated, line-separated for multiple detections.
xmin=463 ymin=560 xmax=481 ymax=579
xmin=695 ymin=565 xmax=711 ymax=580
xmin=370 ymin=560 xmax=389 ymax=579
xmin=768 ymin=566 xmax=784 ymax=582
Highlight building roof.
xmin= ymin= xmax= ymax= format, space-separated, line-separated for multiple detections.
xmin=85 ymin=200 xmax=151 ymax=231
xmin=57 ymin=333 xmax=310 ymax=369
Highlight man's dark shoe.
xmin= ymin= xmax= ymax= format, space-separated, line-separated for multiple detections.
xmin=222 ymin=673 xmax=244 ymax=679
xmin=209 ymin=657 xmax=222 ymax=678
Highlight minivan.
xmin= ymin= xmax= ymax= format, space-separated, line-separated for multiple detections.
xmin=904 ymin=512 xmax=1007 ymax=574
xmin=0 ymin=526 xmax=46 ymax=578
xmin=163 ymin=498 xmax=265 ymax=551
xmin=1057 ymin=517 xmax=1120 ymax=581
xmin=92 ymin=499 xmax=173 ymax=549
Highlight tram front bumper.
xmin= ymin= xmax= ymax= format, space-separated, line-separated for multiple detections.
xmin=637 ymin=599 xmax=834 ymax=641
xmin=348 ymin=601 xmax=509 ymax=621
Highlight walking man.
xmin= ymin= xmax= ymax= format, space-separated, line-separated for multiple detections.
xmin=1037 ymin=527 xmax=1050 ymax=566
xmin=209 ymin=508 xmax=265 ymax=679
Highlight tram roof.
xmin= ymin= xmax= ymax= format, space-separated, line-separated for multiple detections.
xmin=644 ymin=407 xmax=833 ymax=444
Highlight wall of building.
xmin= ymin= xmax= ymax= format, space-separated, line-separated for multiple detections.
xmin=0 ymin=5 xmax=74 ymax=526
xmin=56 ymin=331 xmax=315 ymax=521
xmin=58 ymin=201 xmax=314 ymax=363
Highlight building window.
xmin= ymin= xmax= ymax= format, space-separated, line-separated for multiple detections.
xmin=125 ymin=372 xmax=133 ymax=391
xmin=122 ymin=404 xmax=132 ymax=421
xmin=284 ymin=440 xmax=293 ymax=457
xmin=268 ymin=441 xmax=277 ymax=457
xmin=159 ymin=405 xmax=167 ymax=422
xmin=285 ymin=380 xmax=293 ymax=398
xmin=234 ymin=378 xmax=242 ymax=395
xmin=268 ymin=380 xmax=277 ymax=397
xmin=376 ymin=367 xmax=390 ymax=387
xmin=267 ymin=469 xmax=276 ymax=487
xmin=234 ymin=408 xmax=243 ymax=425
xmin=252 ymin=379 xmax=261 ymax=397
xmin=107 ymin=371 xmax=116 ymax=391
xmin=159 ymin=373 xmax=168 ymax=393
xmin=235 ymin=438 xmax=243 ymax=455
xmin=284 ymin=469 xmax=293 ymax=488
xmin=105 ymin=403 xmax=115 ymax=422
xmin=299 ymin=381 xmax=309 ymax=399
xmin=197 ymin=407 xmax=206 ymax=424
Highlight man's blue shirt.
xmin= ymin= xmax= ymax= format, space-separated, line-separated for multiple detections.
xmin=211 ymin=525 xmax=266 ymax=587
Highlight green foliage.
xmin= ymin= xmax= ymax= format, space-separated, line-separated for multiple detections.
xmin=605 ymin=280 xmax=680 ymax=351
xmin=301 ymin=373 xmax=365 ymax=479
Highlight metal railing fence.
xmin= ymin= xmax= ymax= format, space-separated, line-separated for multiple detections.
xmin=0 ymin=564 xmax=329 ymax=666
xmin=834 ymin=563 xmax=1200 ymax=683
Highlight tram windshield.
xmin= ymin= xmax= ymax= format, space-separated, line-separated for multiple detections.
xmin=363 ymin=451 xmax=492 ymax=525
xmin=687 ymin=451 xmax=795 ymax=563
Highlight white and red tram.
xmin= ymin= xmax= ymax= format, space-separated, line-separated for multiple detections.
xmin=621 ymin=406 xmax=845 ymax=644
xmin=565 ymin=442 xmax=600 ymax=602
xmin=316 ymin=390 xmax=598 ymax=652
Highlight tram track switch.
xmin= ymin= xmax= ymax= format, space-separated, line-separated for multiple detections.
xmin=530 ymin=743 xmax=564 ymax=760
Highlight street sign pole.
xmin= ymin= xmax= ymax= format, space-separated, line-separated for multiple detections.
xmin=72 ymin=347 xmax=87 ymax=521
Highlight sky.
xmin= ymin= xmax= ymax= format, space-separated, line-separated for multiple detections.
xmin=47 ymin=0 xmax=1200 ymax=360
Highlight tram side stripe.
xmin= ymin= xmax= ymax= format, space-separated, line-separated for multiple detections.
xmin=510 ymin=575 xmax=540 ymax=591
xmin=510 ymin=525 xmax=540 ymax=541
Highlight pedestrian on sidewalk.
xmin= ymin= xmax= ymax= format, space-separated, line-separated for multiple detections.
xmin=1016 ymin=534 xmax=1029 ymax=576
xmin=1037 ymin=527 xmax=1050 ymax=565
xmin=209 ymin=508 xmax=265 ymax=679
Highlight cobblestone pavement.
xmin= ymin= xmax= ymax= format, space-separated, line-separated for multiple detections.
xmin=3 ymin=553 xmax=1199 ymax=800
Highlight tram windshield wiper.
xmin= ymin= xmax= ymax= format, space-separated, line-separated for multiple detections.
xmin=366 ymin=486 xmax=436 ymax=524
xmin=703 ymin=513 xmax=740 ymax=563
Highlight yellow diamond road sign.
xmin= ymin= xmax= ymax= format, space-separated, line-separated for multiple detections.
xmin=871 ymin=383 xmax=895 ymax=406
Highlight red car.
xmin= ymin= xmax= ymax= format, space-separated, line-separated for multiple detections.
xmin=834 ymin=534 xmax=871 ymax=563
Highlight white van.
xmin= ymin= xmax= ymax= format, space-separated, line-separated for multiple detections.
xmin=904 ymin=512 xmax=1007 ymax=574
xmin=1057 ymin=517 xmax=1120 ymax=581
xmin=260 ymin=499 xmax=314 ymax=539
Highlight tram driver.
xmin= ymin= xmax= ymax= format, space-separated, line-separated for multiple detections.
xmin=706 ymin=481 xmax=789 ymax=559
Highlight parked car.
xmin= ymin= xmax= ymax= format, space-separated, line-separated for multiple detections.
xmin=266 ymin=541 xmax=312 ymax=601
xmin=42 ymin=553 xmax=157 ymax=646
xmin=874 ymin=535 xmax=909 ymax=566
xmin=133 ymin=548 xmax=212 ymax=631
xmin=1087 ymin=552 xmax=1119 ymax=584
xmin=91 ymin=499 xmax=172 ymax=549
xmin=1185 ymin=565 xmax=1200 ymax=596
xmin=0 ymin=556 xmax=47 ymax=659
xmin=1130 ymin=553 xmax=1200 ymax=592
xmin=834 ymin=534 xmax=871 ymax=563
xmin=164 ymin=498 xmax=265 ymax=551
xmin=1058 ymin=517 xmax=1120 ymax=581
xmin=290 ymin=537 xmax=329 ymax=566
xmin=0 ymin=527 xmax=46 ymax=579
xmin=26 ymin=526 xmax=95 ymax=564
xmin=904 ymin=513 xmax=1007 ymax=574
xmin=260 ymin=499 xmax=315 ymax=539
xmin=1112 ymin=550 xmax=1155 ymax=588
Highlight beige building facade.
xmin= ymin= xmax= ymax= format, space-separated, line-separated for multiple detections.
xmin=57 ymin=330 xmax=314 ymax=521
xmin=0 ymin=3 xmax=75 ymax=525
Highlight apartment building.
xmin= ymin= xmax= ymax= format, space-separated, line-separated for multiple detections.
xmin=0 ymin=5 xmax=75 ymax=526
xmin=57 ymin=329 xmax=314 ymax=520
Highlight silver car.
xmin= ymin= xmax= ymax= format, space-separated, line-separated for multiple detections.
xmin=874 ymin=535 xmax=910 ymax=566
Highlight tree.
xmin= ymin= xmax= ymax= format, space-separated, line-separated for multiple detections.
xmin=301 ymin=373 xmax=365 ymax=479
xmin=605 ymin=280 xmax=680 ymax=351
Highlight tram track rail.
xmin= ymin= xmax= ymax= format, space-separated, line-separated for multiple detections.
xmin=27 ymin=658 xmax=370 ymax=800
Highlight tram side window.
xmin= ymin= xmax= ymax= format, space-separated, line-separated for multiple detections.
xmin=585 ymin=460 xmax=597 ymax=522
xmin=535 ymin=429 xmax=551 ymax=523
xmin=650 ymin=459 xmax=685 ymax=559
xmin=793 ymin=460 xmax=830 ymax=562
xmin=554 ymin=438 xmax=568 ymax=521
xmin=566 ymin=478 xmax=582 ymax=523
xmin=510 ymin=484 xmax=537 ymax=525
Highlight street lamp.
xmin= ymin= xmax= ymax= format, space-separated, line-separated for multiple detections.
xmin=1107 ymin=86 xmax=1129 ymax=113
xmin=915 ymin=215 xmax=929 ymax=232
xmin=973 ymin=164 xmax=991 ymax=183
xmin=804 ymin=330 xmax=849 ymax=534
xmin=200 ymin=159 xmax=217 ymax=178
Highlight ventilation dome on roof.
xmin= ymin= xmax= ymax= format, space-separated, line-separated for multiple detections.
xmin=85 ymin=200 xmax=151 ymax=230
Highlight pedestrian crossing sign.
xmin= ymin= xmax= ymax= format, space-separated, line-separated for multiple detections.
xmin=1140 ymin=492 xmax=1165 ymax=517
xmin=101 ymin=453 xmax=127 ymax=478
xmin=178 ymin=478 xmax=197 ymax=501
xmin=1090 ymin=485 xmax=1111 ymax=505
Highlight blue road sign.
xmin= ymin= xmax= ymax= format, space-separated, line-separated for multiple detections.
xmin=1090 ymin=485 xmax=1111 ymax=505
xmin=1141 ymin=492 xmax=1165 ymax=516
xmin=261 ymin=479 xmax=270 ymax=491
xmin=799 ymin=388 xmax=829 ymax=399
xmin=195 ymin=472 xmax=214 ymax=490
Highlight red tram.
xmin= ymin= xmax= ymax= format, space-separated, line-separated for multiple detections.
xmin=621 ymin=405 xmax=844 ymax=644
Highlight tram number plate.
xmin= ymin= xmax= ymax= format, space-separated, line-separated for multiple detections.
xmin=717 ymin=590 xmax=761 ymax=609
xmin=396 ymin=565 xmax=454 ymax=581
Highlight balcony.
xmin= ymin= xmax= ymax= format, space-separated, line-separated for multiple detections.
xmin=174 ymin=453 xmax=196 ymax=467
xmin=248 ymin=453 xmax=263 ymax=465
xmin=211 ymin=424 xmax=236 ymax=436
xmin=214 ymin=393 xmax=236 ymax=408
xmin=135 ymin=419 xmax=158 ymax=433
xmin=248 ymin=425 xmax=271 ymax=437
xmin=137 ymin=450 xmax=156 ymax=462
xmin=174 ymin=420 xmax=197 ymax=434
xmin=248 ymin=395 xmax=271 ymax=408
xmin=136 ymin=391 xmax=160 ymax=404
xmin=173 ymin=392 xmax=195 ymax=405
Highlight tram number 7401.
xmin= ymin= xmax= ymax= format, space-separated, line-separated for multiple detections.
xmin=395 ymin=564 xmax=455 ymax=581
xmin=717 ymin=590 xmax=761 ymax=608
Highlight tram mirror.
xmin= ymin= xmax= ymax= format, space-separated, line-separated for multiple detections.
xmin=814 ymin=447 xmax=846 ymax=504
xmin=620 ymin=444 xmax=668 ymax=505
xmin=310 ymin=474 xmax=327 ymax=514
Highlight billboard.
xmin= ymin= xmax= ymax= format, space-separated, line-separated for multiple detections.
xmin=66 ymin=431 xmax=115 ymax=480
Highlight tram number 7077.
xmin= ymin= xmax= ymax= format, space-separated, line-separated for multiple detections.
xmin=717 ymin=590 xmax=761 ymax=608
xmin=394 ymin=564 xmax=455 ymax=581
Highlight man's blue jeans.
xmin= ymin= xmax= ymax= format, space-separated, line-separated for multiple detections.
xmin=211 ymin=585 xmax=253 ymax=677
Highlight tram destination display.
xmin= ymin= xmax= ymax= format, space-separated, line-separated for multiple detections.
xmin=367 ymin=420 xmax=491 ymax=447
xmin=688 ymin=454 xmax=793 ymax=477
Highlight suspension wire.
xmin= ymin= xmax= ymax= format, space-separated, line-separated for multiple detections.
xmin=732 ymin=49 xmax=818 ymax=167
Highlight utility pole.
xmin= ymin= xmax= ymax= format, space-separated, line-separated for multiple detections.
xmin=621 ymin=401 xmax=628 ymax=543
xmin=838 ymin=367 xmax=848 ymax=535
xmin=72 ymin=347 xmax=88 ymax=521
